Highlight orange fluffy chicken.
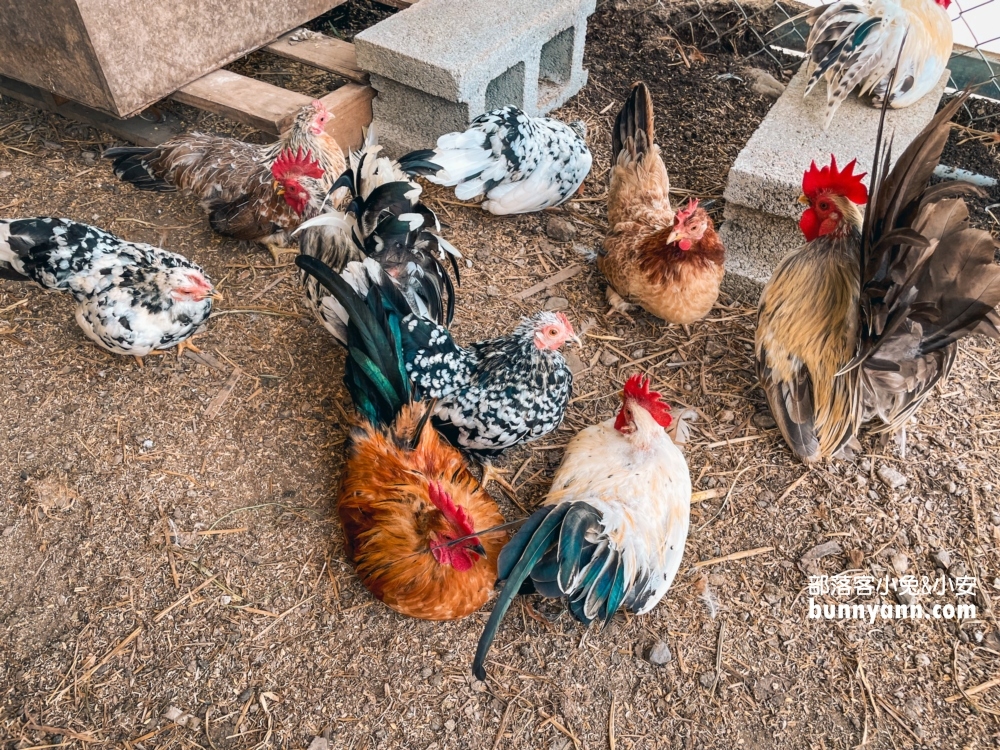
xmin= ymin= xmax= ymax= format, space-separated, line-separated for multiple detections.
xmin=756 ymin=91 xmax=1000 ymax=464
xmin=307 ymin=258 xmax=506 ymax=620
xmin=599 ymin=82 xmax=725 ymax=325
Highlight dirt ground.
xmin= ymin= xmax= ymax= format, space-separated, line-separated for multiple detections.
xmin=2 ymin=1 xmax=1000 ymax=748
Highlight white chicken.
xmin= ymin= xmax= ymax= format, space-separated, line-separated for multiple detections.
xmin=401 ymin=107 xmax=593 ymax=214
xmin=473 ymin=374 xmax=691 ymax=679
xmin=801 ymin=0 xmax=953 ymax=127
xmin=0 ymin=218 xmax=218 ymax=361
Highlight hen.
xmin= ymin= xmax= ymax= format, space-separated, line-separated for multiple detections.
xmin=599 ymin=83 xmax=725 ymax=325
xmin=294 ymin=133 xmax=461 ymax=342
xmin=801 ymin=0 xmax=953 ymax=127
xmin=313 ymin=258 xmax=506 ymax=619
xmin=401 ymin=107 xmax=593 ymax=214
xmin=473 ymin=375 xmax=690 ymax=679
xmin=297 ymin=256 xmax=579 ymax=458
xmin=756 ymin=89 xmax=1000 ymax=464
xmin=0 ymin=218 xmax=218 ymax=361
xmin=104 ymin=100 xmax=346 ymax=261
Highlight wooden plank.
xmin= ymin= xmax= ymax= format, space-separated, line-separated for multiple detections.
xmin=319 ymin=84 xmax=375 ymax=152
xmin=265 ymin=34 xmax=368 ymax=84
xmin=0 ymin=74 xmax=184 ymax=147
xmin=172 ymin=69 xmax=310 ymax=135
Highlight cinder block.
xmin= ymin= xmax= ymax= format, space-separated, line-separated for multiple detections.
xmin=354 ymin=0 xmax=595 ymax=154
xmin=721 ymin=64 xmax=949 ymax=301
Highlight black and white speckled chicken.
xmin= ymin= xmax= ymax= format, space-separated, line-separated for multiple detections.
xmin=297 ymin=254 xmax=579 ymax=460
xmin=0 ymin=218 xmax=218 ymax=361
xmin=295 ymin=131 xmax=461 ymax=342
xmin=401 ymin=107 xmax=593 ymax=214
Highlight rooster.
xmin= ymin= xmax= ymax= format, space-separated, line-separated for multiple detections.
xmin=0 ymin=218 xmax=218 ymax=362
xmin=315 ymin=259 xmax=506 ymax=619
xmin=473 ymin=374 xmax=690 ymax=679
xmin=294 ymin=132 xmax=461 ymax=342
xmin=755 ymin=89 xmax=1000 ymax=464
xmin=104 ymin=100 xmax=346 ymax=262
xmin=297 ymin=255 xmax=579 ymax=485
xmin=401 ymin=108 xmax=592 ymax=214
xmin=599 ymin=83 xmax=725 ymax=325
xmin=800 ymin=0 xmax=953 ymax=128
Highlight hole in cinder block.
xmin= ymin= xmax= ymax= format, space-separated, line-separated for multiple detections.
xmin=537 ymin=27 xmax=575 ymax=109
xmin=485 ymin=62 xmax=525 ymax=111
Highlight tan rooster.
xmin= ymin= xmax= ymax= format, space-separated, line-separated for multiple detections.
xmin=599 ymin=82 xmax=725 ymax=325
xmin=756 ymin=89 xmax=1000 ymax=463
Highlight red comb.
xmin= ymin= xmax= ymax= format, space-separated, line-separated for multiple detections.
xmin=428 ymin=482 xmax=476 ymax=536
xmin=802 ymin=155 xmax=868 ymax=205
xmin=622 ymin=374 xmax=672 ymax=428
xmin=674 ymin=198 xmax=699 ymax=226
xmin=271 ymin=147 xmax=324 ymax=182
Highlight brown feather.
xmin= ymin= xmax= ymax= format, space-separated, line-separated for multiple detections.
xmin=337 ymin=402 xmax=505 ymax=621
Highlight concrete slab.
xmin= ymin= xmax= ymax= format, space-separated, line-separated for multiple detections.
xmin=725 ymin=65 xmax=949 ymax=221
xmin=355 ymin=0 xmax=595 ymax=153
xmin=720 ymin=64 xmax=949 ymax=301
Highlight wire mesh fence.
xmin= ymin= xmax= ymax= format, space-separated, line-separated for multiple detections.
xmin=671 ymin=0 xmax=1000 ymax=125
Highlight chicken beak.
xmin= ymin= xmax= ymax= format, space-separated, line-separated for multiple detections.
xmin=797 ymin=193 xmax=809 ymax=205
xmin=208 ymin=290 xmax=224 ymax=302
xmin=470 ymin=542 xmax=487 ymax=558
xmin=273 ymin=180 xmax=285 ymax=196
xmin=569 ymin=333 xmax=582 ymax=348
xmin=665 ymin=230 xmax=679 ymax=246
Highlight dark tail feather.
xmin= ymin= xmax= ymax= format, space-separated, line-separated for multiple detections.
xmin=473 ymin=505 xmax=570 ymax=680
xmin=612 ymin=82 xmax=654 ymax=164
xmin=397 ymin=149 xmax=443 ymax=176
xmin=102 ymin=147 xmax=174 ymax=192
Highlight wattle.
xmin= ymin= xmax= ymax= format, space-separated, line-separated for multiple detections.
xmin=799 ymin=207 xmax=820 ymax=241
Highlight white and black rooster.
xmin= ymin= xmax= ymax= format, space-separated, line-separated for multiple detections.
xmin=0 ymin=218 xmax=218 ymax=362
xmin=473 ymin=374 xmax=691 ymax=679
xmin=294 ymin=129 xmax=461 ymax=343
xmin=401 ymin=107 xmax=593 ymax=214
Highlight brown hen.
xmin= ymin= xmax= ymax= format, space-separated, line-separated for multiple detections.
xmin=599 ymin=82 xmax=725 ymax=325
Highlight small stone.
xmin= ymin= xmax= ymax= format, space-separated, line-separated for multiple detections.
xmin=859 ymin=459 xmax=872 ymax=472
xmin=891 ymin=552 xmax=909 ymax=575
xmin=543 ymin=296 xmax=569 ymax=311
xmin=486 ymin=285 xmax=501 ymax=297
xmin=43 ymin=140 xmax=64 ymax=150
xmin=931 ymin=549 xmax=952 ymax=570
xmin=704 ymin=339 xmax=726 ymax=359
xmin=949 ymin=561 xmax=968 ymax=579
xmin=752 ymin=412 xmax=777 ymax=430
xmin=945 ymin=481 xmax=958 ymax=495
xmin=220 ymin=595 xmax=232 ymax=605
xmin=630 ymin=348 xmax=645 ymax=359
xmin=420 ymin=667 xmax=433 ymax=679
xmin=472 ymin=679 xmax=486 ymax=692
xmin=444 ymin=719 xmax=456 ymax=733
xmin=877 ymin=465 xmax=907 ymax=490
xmin=465 ymin=259 xmax=473 ymax=268
xmin=81 ymin=151 xmax=97 ymax=162
xmin=717 ymin=409 xmax=735 ymax=423
xmin=307 ymin=738 xmax=330 ymax=750
xmin=698 ymin=671 xmax=716 ymax=689
xmin=142 ymin=439 xmax=154 ymax=450
xmin=545 ymin=217 xmax=577 ymax=242
xmin=915 ymin=653 xmax=931 ymax=668
xmin=648 ymin=641 xmax=672 ymax=665
xmin=0 ymin=170 xmax=10 ymax=180
xmin=599 ymin=351 xmax=619 ymax=367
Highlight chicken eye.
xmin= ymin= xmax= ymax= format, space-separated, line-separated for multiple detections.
xmin=548 ymin=328 xmax=559 ymax=337
xmin=818 ymin=200 xmax=830 ymax=211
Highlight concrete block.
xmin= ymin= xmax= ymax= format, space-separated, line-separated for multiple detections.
xmin=721 ymin=64 xmax=949 ymax=301
xmin=355 ymin=0 xmax=595 ymax=154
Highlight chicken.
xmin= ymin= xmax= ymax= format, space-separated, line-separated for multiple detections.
xmin=400 ymin=107 xmax=593 ymax=214
xmin=801 ymin=0 xmax=953 ymax=128
xmin=473 ymin=374 xmax=690 ymax=679
xmin=599 ymin=83 xmax=725 ymax=325
xmin=314 ymin=257 xmax=506 ymax=619
xmin=103 ymin=100 xmax=346 ymax=261
xmin=297 ymin=256 xmax=579 ymax=457
xmin=755 ymin=89 xmax=1000 ymax=464
xmin=294 ymin=132 xmax=461 ymax=342
xmin=0 ymin=218 xmax=218 ymax=361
